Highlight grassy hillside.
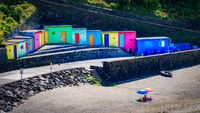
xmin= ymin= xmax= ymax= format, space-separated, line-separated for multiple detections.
xmin=0 ymin=0 xmax=36 ymax=43
xmin=67 ymin=0 xmax=200 ymax=20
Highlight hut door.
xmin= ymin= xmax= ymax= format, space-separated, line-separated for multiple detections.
xmin=30 ymin=40 xmax=32 ymax=50
xmin=14 ymin=45 xmax=17 ymax=59
xmin=45 ymin=31 xmax=48 ymax=44
xmin=61 ymin=32 xmax=66 ymax=43
xmin=89 ymin=35 xmax=94 ymax=46
xmin=104 ymin=34 xmax=109 ymax=47
xmin=26 ymin=42 xmax=28 ymax=52
xmin=75 ymin=33 xmax=80 ymax=44
xmin=119 ymin=34 xmax=125 ymax=47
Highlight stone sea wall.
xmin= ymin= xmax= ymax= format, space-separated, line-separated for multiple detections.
xmin=102 ymin=49 xmax=200 ymax=83
xmin=0 ymin=48 xmax=7 ymax=63
xmin=0 ymin=48 xmax=130 ymax=73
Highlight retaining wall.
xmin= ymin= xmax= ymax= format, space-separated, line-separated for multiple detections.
xmin=102 ymin=49 xmax=200 ymax=83
xmin=0 ymin=48 xmax=130 ymax=73
xmin=0 ymin=48 xmax=7 ymax=63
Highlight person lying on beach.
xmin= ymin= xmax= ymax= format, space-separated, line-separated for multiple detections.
xmin=136 ymin=96 xmax=153 ymax=102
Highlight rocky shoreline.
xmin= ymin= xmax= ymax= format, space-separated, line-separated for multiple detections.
xmin=0 ymin=68 xmax=96 ymax=112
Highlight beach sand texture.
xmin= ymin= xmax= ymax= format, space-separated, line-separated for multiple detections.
xmin=10 ymin=65 xmax=200 ymax=113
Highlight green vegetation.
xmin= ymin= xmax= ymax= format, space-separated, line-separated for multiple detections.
xmin=66 ymin=0 xmax=200 ymax=20
xmin=0 ymin=0 xmax=36 ymax=43
xmin=84 ymin=75 xmax=102 ymax=86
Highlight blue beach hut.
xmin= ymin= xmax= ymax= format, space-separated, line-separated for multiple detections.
xmin=72 ymin=28 xmax=87 ymax=45
xmin=136 ymin=37 xmax=171 ymax=56
xmin=86 ymin=30 xmax=102 ymax=47
xmin=14 ymin=35 xmax=34 ymax=53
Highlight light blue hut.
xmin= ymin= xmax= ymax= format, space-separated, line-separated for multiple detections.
xmin=14 ymin=35 xmax=34 ymax=53
xmin=7 ymin=39 xmax=28 ymax=58
xmin=72 ymin=28 xmax=87 ymax=45
xmin=86 ymin=30 xmax=102 ymax=47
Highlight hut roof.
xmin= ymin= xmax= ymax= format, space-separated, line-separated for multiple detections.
xmin=14 ymin=35 xmax=32 ymax=39
xmin=87 ymin=30 xmax=102 ymax=32
xmin=136 ymin=37 xmax=170 ymax=40
xmin=44 ymin=25 xmax=72 ymax=28
xmin=20 ymin=30 xmax=42 ymax=33
xmin=7 ymin=39 xmax=27 ymax=43
xmin=0 ymin=42 xmax=17 ymax=46
xmin=102 ymin=31 xmax=136 ymax=33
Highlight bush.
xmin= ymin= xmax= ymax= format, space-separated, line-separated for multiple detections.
xmin=0 ymin=2 xmax=36 ymax=42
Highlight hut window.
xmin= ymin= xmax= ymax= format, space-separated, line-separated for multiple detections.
xmin=21 ymin=46 xmax=23 ymax=49
xmin=52 ymin=32 xmax=55 ymax=35
xmin=161 ymin=41 xmax=165 ymax=47
xmin=9 ymin=49 xmax=11 ymax=52
xmin=129 ymin=39 xmax=133 ymax=41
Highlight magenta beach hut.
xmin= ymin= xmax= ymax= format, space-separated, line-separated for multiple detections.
xmin=118 ymin=31 xmax=136 ymax=53
xmin=20 ymin=30 xmax=43 ymax=51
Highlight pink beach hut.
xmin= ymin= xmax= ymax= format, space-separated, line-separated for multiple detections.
xmin=118 ymin=31 xmax=136 ymax=53
xmin=20 ymin=30 xmax=43 ymax=51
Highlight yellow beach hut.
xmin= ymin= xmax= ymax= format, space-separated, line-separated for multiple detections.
xmin=0 ymin=42 xmax=18 ymax=60
xmin=102 ymin=31 xmax=118 ymax=47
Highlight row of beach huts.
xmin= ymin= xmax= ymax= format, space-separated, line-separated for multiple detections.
xmin=0 ymin=25 xmax=193 ymax=60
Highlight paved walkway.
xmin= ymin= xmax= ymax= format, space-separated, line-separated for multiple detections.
xmin=0 ymin=57 xmax=133 ymax=85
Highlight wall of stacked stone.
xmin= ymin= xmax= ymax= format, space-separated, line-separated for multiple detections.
xmin=0 ymin=48 xmax=130 ymax=73
xmin=102 ymin=49 xmax=200 ymax=83
xmin=0 ymin=48 xmax=7 ymax=63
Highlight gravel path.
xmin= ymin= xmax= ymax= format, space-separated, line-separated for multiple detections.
xmin=10 ymin=65 xmax=200 ymax=113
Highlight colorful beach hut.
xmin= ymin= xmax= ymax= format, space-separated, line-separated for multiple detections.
xmin=102 ymin=31 xmax=118 ymax=47
xmin=118 ymin=31 xmax=136 ymax=53
xmin=136 ymin=37 xmax=171 ymax=56
xmin=39 ymin=30 xmax=45 ymax=46
xmin=72 ymin=28 xmax=87 ymax=45
xmin=86 ymin=30 xmax=102 ymax=46
xmin=0 ymin=42 xmax=18 ymax=60
xmin=20 ymin=30 xmax=43 ymax=50
xmin=14 ymin=35 xmax=34 ymax=53
xmin=7 ymin=39 xmax=28 ymax=58
xmin=44 ymin=25 xmax=72 ymax=44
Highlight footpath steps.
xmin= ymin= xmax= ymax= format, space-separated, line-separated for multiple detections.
xmin=29 ymin=45 xmax=90 ymax=56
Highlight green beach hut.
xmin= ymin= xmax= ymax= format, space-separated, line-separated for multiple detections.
xmin=44 ymin=25 xmax=72 ymax=44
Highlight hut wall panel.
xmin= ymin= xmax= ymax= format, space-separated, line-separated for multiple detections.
xmin=45 ymin=26 xmax=72 ymax=44
xmin=72 ymin=29 xmax=87 ymax=45
xmin=86 ymin=31 xmax=102 ymax=46
xmin=136 ymin=38 xmax=170 ymax=55
xmin=6 ymin=45 xmax=15 ymax=60
xmin=17 ymin=42 xmax=27 ymax=58
xmin=34 ymin=32 xmax=41 ymax=50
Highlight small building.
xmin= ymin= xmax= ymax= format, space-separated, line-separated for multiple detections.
xmin=102 ymin=31 xmax=118 ymax=47
xmin=20 ymin=30 xmax=43 ymax=50
xmin=72 ymin=28 xmax=87 ymax=45
xmin=86 ymin=30 xmax=102 ymax=46
xmin=14 ymin=35 xmax=34 ymax=53
xmin=7 ymin=39 xmax=28 ymax=58
xmin=136 ymin=37 xmax=171 ymax=56
xmin=0 ymin=42 xmax=18 ymax=60
xmin=44 ymin=25 xmax=72 ymax=44
xmin=118 ymin=31 xmax=136 ymax=53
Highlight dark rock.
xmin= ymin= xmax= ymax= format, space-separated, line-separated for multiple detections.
xmin=0 ymin=68 xmax=96 ymax=112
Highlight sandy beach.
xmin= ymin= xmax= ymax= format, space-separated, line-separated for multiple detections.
xmin=10 ymin=65 xmax=200 ymax=113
